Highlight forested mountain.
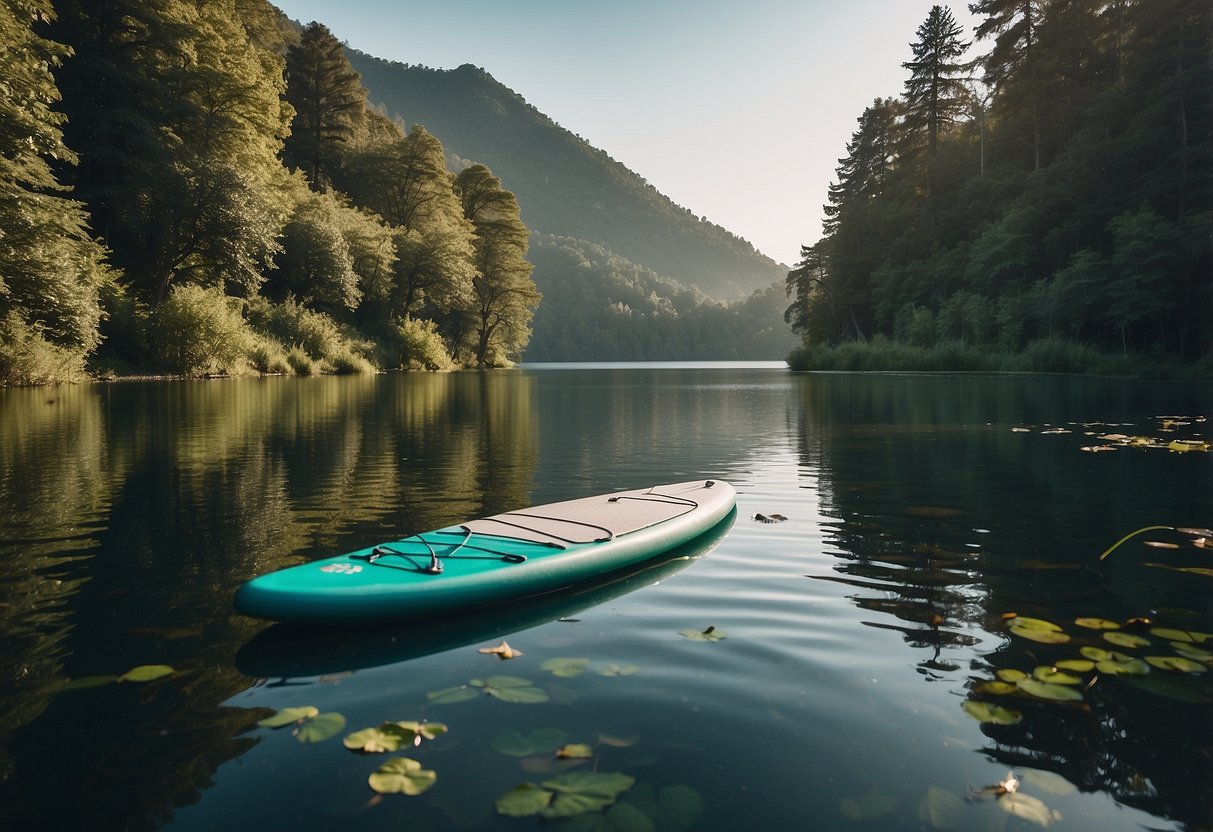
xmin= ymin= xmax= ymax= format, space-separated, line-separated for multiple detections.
xmin=786 ymin=1 xmax=1212 ymax=368
xmin=348 ymin=54 xmax=788 ymax=301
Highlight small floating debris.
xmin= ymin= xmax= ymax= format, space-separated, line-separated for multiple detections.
xmin=753 ymin=512 xmax=788 ymax=523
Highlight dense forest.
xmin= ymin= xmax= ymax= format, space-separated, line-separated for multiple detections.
xmin=786 ymin=0 xmax=1212 ymax=372
xmin=1 ymin=0 xmax=540 ymax=384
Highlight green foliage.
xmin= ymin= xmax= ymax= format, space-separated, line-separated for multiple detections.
xmin=146 ymin=284 xmax=254 ymax=376
xmin=246 ymin=297 xmax=374 ymax=374
xmin=393 ymin=317 xmax=453 ymax=371
xmin=792 ymin=0 xmax=1213 ymax=367
xmin=0 ymin=313 xmax=87 ymax=386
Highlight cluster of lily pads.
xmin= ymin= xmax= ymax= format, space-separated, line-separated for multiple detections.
xmin=963 ymin=615 xmax=1212 ymax=725
xmin=1010 ymin=414 xmax=1210 ymax=454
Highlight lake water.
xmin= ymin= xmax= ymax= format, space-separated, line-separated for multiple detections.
xmin=1 ymin=365 xmax=1210 ymax=831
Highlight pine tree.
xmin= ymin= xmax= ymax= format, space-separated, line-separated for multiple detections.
xmin=902 ymin=6 xmax=971 ymax=162
xmin=969 ymin=0 xmax=1045 ymax=169
xmin=282 ymin=21 xmax=367 ymax=191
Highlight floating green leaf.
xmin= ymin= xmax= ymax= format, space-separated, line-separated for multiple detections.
xmin=368 ymin=756 xmax=437 ymax=795
xmin=1054 ymin=659 xmax=1095 ymax=672
xmin=258 ymin=706 xmax=319 ymax=728
xmin=1074 ymin=617 xmax=1120 ymax=630
xmin=917 ymin=785 xmax=964 ymax=831
xmin=1016 ymin=678 xmax=1084 ymax=701
xmin=475 ymin=676 xmax=550 ymax=704
xmin=1008 ymin=618 xmax=1070 ymax=644
xmin=997 ymin=792 xmax=1061 ymax=827
xmin=995 ymin=668 xmax=1028 ymax=683
xmin=1032 ymin=666 xmax=1083 ymax=685
xmin=427 ymin=684 xmax=479 ymax=705
xmin=1080 ymin=646 xmax=1112 ymax=661
xmin=1145 ymin=563 xmax=1213 ymax=577
xmin=1019 ymin=769 xmax=1077 ymax=797
xmin=1103 ymin=631 xmax=1150 ymax=649
xmin=1150 ymin=627 xmax=1210 ymax=643
xmin=679 ymin=626 xmax=727 ymax=642
xmin=117 ymin=665 xmax=175 ymax=683
xmin=962 ymin=700 xmax=1022 ymax=725
xmin=840 ymin=788 xmax=897 ymax=821
xmin=541 ymin=657 xmax=590 ymax=678
xmin=1095 ymin=658 xmax=1150 ymax=676
xmin=973 ymin=680 xmax=1017 ymax=695
xmin=297 ymin=712 xmax=345 ymax=743
xmin=496 ymin=772 xmax=636 ymax=819
xmin=345 ymin=724 xmax=411 ymax=753
xmin=492 ymin=728 xmax=568 ymax=757
xmin=596 ymin=663 xmax=641 ymax=677
xmin=1171 ymin=643 xmax=1213 ymax=661
xmin=1145 ymin=656 xmax=1207 ymax=673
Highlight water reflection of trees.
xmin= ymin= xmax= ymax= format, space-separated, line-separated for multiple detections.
xmin=0 ymin=373 xmax=539 ymax=828
xmin=796 ymin=374 xmax=1212 ymax=829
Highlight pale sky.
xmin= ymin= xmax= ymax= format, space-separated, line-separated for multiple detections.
xmin=272 ymin=0 xmax=979 ymax=267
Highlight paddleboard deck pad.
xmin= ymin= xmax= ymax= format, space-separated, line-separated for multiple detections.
xmin=234 ymin=480 xmax=735 ymax=621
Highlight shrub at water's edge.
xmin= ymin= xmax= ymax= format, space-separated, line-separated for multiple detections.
xmin=788 ymin=337 xmax=1213 ymax=378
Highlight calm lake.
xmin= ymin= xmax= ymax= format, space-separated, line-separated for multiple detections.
xmin=1 ymin=365 xmax=1210 ymax=831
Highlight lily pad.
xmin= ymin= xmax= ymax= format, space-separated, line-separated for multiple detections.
xmin=1150 ymin=627 xmax=1210 ymax=643
xmin=1019 ymin=768 xmax=1077 ymax=796
xmin=679 ymin=626 xmax=727 ymax=642
xmin=917 ymin=785 xmax=964 ymax=830
xmin=840 ymin=788 xmax=897 ymax=821
xmin=1016 ymin=678 xmax=1084 ymax=701
xmin=345 ymin=721 xmax=447 ymax=752
xmin=1145 ymin=656 xmax=1207 ymax=673
xmin=541 ymin=657 xmax=590 ymax=678
xmin=596 ymin=663 xmax=641 ymax=677
xmin=1171 ymin=643 xmax=1213 ymax=661
xmin=556 ymin=743 xmax=595 ymax=759
xmin=995 ymin=668 xmax=1028 ymax=683
xmin=1103 ymin=631 xmax=1150 ymax=649
xmin=1074 ymin=617 xmax=1121 ymax=630
xmin=475 ymin=676 xmax=550 ymax=704
xmin=1009 ymin=619 xmax=1070 ymax=644
xmin=258 ymin=706 xmax=319 ymax=728
xmin=117 ymin=665 xmax=175 ymax=683
xmin=1054 ymin=659 xmax=1095 ymax=672
xmin=962 ymin=700 xmax=1022 ymax=725
xmin=427 ymin=684 xmax=479 ymax=705
xmin=997 ymin=792 xmax=1061 ymax=827
xmin=1080 ymin=646 xmax=1112 ymax=661
xmin=973 ymin=680 xmax=1017 ymax=695
xmin=1032 ymin=666 xmax=1083 ymax=685
xmin=496 ymin=772 xmax=635 ymax=819
xmin=1095 ymin=658 xmax=1150 ymax=675
xmin=368 ymin=756 xmax=437 ymax=795
xmin=297 ymin=712 xmax=346 ymax=743
xmin=492 ymin=728 xmax=569 ymax=757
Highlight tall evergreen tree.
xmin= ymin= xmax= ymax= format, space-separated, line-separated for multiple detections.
xmin=282 ymin=21 xmax=366 ymax=191
xmin=902 ymin=6 xmax=971 ymax=163
xmin=969 ymin=0 xmax=1045 ymax=169
xmin=0 ymin=0 xmax=113 ymax=383
xmin=452 ymin=165 xmax=539 ymax=366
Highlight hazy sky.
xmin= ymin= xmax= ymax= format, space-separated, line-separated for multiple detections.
xmin=272 ymin=0 xmax=980 ymax=267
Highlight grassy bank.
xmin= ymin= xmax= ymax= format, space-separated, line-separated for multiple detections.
xmin=787 ymin=337 xmax=1213 ymax=379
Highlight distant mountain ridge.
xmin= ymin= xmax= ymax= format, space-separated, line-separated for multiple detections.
xmin=348 ymin=53 xmax=787 ymax=300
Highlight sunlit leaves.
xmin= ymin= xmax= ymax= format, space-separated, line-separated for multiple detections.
xmin=367 ymin=757 xmax=437 ymax=796
xmin=117 ymin=665 xmax=175 ymax=683
xmin=1103 ymin=631 xmax=1150 ymax=649
xmin=296 ymin=712 xmax=346 ymax=743
xmin=679 ymin=626 xmax=727 ymax=642
xmin=973 ymin=680 xmax=1017 ymax=695
xmin=998 ymin=792 xmax=1061 ymax=827
xmin=1074 ymin=617 xmax=1120 ymax=630
xmin=345 ymin=721 xmax=448 ymax=752
xmin=1054 ymin=659 xmax=1095 ymax=672
xmin=1150 ymin=627 xmax=1212 ymax=643
xmin=430 ymin=676 xmax=549 ymax=704
xmin=962 ymin=700 xmax=1023 ymax=725
xmin=556 ymin=744 xmax=595 ymax=759
xmin=1144 ymin=656 xmax=1206 ymax=673
xmin=495 ymin=772 xmax=636 ymax=819
xmin=1095 ymin=658 xmax=1149 ymax=676
xmin=995 ymin=668 xmax=1028 ymax=683
xmin=1015 ymin=679 xmax=1084 ymax=701
xmin=1007 ymin=617 xmax=1070 ymax=644
xmin=1032 ymin=667 xmax=1082 ymax=685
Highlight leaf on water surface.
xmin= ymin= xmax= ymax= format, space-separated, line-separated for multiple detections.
xmin=492 ymin=728 xmax=568 ymax=756
xmin=1150 ymin=627 xmax=1211 ymax=643
xmin=917 ymin=785 xmax=964 ymax=831
xmin=995 ymin=668 xmax=1028 ymax=683
xmin=478 ymin=640 xmax=523 ymax=659
xmin=541 ymin=657 xmax=590 ymax=677
xmin=345 ymin=724 xmax=413 ymax=753
xmin=296 ymin=712 xmax=345 ymax=743
xmin=1145 ymin=656 xmax=1207 ymax=673
xmin=1009 ymin=622 xmax=1070 ymax=644
xmin=556 ymin=744 xmax=595 ymax=759
xmin=1171 ymin=643 xmax=1213 ymax=662
xmin=1019 ymin=768 xmax=1077 ymax=796
xmin=257 ymin=705 xmax=319 ymax=728
xmin=997 ymin=792 xmax=1061 ymax=827
xmin=1074 ymin=617 xmax=1121 ymax=630
xmin=1032 ymin=666 xmax=1083 ymax=685
xmin=1175 ymin=527 xmax=1213 ymax=538
xmin=117 ymin=665 xmax=175 ymax=683
xmin=426 ymin=684 xmax=479 ymax=705
xmin=1167 ymin=440 xmax=1209 ymax=453
xmin=596 ymin=663 xmax=641 ymax=677
xmin=477 ymin=676 xmax=550 ymax=704
xmin=496 ymin=772 xmax=635 ymax=819
xmin=1054 ymin=659 xmax=1095 ymax=673
xmin=1008 ymin=617 xmax=1062 ymax=632
xmin=1016 ymin=678 xmax=1084 ymax=701
xmin=679 ymin=626 xmax=726 ymax=642
xmin=1079 ymin=646 xmax=1113 ymax=661
xmin=973 ymin=680 xmax=1017 ymax=695
xmin=839 ymin=787 xmax=897 ymax=821
xmin=1103 ymin=631 xmax=1150 ymax=649
xmin=1095 ymin=658 xmax=1150 ymax=676
xmin=496 ymin=782 xmax=554 ymax=817
xmin=962 ymin=700 xmax=1022 ymax=725
xmin=1080 ymin=445 xmax=1118 ymax=452
xmin=367 ymin=756 xmax=437 ymax=796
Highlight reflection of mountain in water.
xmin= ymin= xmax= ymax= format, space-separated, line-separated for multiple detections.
xmin=795 ymin=374 xmax=1213 ymax=829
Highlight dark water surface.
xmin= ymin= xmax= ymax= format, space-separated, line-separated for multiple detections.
xmin=1 ymin=367 xmax=1210 ymax=831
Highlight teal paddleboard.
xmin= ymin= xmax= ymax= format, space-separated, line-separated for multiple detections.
xmin=234 ymin=480 xmax=735 ymax=621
